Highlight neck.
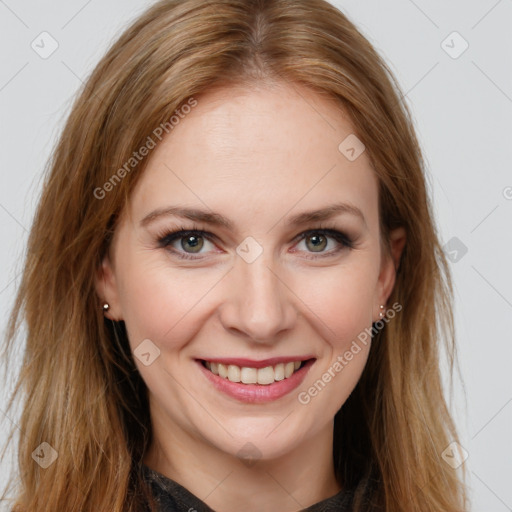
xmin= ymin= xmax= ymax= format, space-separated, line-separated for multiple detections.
xmin=144 ymin=409 xmax=342 ymax=512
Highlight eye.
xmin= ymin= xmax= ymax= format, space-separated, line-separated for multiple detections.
xmin=293 ymin=228 xmax=353 ymax=259
xmin=157 ymin=228 xmax=217 ymax=260
xmin=157 ymin=225 xmax=354 ymax=261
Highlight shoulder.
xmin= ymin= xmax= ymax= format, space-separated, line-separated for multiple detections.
xmin=141 ymin=464 xmax=214 ymax=512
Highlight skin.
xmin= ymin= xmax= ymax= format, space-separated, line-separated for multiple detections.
xmin=96 ymin=82 xmax=406 ymax=512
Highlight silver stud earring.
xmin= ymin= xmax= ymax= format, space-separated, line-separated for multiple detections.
xmin=379 ymin=304 xmax=385 ymax=319
xmin=103 ymin=303 xmax=110 ymax=312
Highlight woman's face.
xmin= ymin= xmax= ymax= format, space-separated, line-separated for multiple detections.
xmin=98 ymin=83 xmax=403 ymax=462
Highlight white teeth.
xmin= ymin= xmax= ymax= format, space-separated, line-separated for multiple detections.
xmin=240 ymin=367 xmax=257 ymax=384
xmin=218 ymin=363 xmax=228 ymax=379
xmin=274 ymin=363 xmax=285 ymax=381
xmin=204 ymin=359 xmax=305 ymax=385
xmin=257 ymin=366 xmax=275 ymax=385
xmin=227 ymin=364 xmax=241 ymax=382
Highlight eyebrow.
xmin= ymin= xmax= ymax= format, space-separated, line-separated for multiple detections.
xmin=140 ymin=202 xmax=367 ymax=230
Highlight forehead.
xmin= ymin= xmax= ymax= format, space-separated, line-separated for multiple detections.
xmin=128 ymin=83 xmax=379 ymax=231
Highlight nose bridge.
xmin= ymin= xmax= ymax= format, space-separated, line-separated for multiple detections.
xmin=220 ymin=249 xmax=297 ymax=342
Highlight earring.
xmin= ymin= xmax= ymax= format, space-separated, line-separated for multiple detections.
xmin=102 ymin=303 xmax=110 ymax=312
xmin=379 ymin=304 xmax=385 ymax=319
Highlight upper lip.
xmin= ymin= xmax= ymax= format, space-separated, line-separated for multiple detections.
xmin=198 ymin=356 xmax=315 ymax=369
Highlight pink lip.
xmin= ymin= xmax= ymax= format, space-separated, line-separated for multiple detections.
xmin=200 ymin=356 xmax=315 ymax=369
xmin=196 ymin=358 xmax=316 ymax=404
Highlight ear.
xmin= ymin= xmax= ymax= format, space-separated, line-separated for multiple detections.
xmin=94 ymin=254 xmax=123 ymax=321
xmin=374 ymin=227 xmax=406 ymax=322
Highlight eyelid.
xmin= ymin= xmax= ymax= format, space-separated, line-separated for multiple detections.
xmin=157 ymin=229 xmax=216 ymax=246
xmin=156 ymin=224 xmax=354 ymax=260
xmin=290 ymin=228 xmax=354 ymax=260
xmin=292 ymin=227 xmax=353 ymax=245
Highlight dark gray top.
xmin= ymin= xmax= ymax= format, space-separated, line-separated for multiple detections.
xmin=142 ymin=464 xmax=355 ymax=511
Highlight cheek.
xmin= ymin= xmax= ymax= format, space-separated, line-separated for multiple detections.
xmin=115 ymin=253 xmax=224 ymax=349
xmin=294 ymin=260 xmax=378 ymax=414
xmin=290 ymin=258 xmax=378 ymax=347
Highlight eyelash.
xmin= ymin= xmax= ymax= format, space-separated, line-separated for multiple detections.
xmin=156 ymin=223 xmax=354 ymax=261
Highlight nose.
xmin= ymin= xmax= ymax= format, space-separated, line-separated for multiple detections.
xmin=218 ymin=252 xmax=299 ymax=344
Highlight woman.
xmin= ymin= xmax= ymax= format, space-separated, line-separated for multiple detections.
xmin=1 ymin=0 xmax=468 ymax=510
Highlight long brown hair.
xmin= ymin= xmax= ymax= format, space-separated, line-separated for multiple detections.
xmin=1 ymin=0 xmax=467 ymax=510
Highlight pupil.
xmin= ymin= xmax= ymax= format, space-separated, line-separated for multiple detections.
xmin=307 ymin=234 xmax=326 ymax=252
xmin=182 ymin=235 xmax=203 ymax=253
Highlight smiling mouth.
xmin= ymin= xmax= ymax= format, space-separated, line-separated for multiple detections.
xmin=200 ymin=359 xmax=314 ymax=385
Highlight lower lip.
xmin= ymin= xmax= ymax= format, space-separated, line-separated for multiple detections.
xmin=196 ymin=359 xmax=315 ymax=403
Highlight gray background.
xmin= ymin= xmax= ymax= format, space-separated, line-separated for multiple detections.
xmin=0 ymin=0 xmax=511 ymax=510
